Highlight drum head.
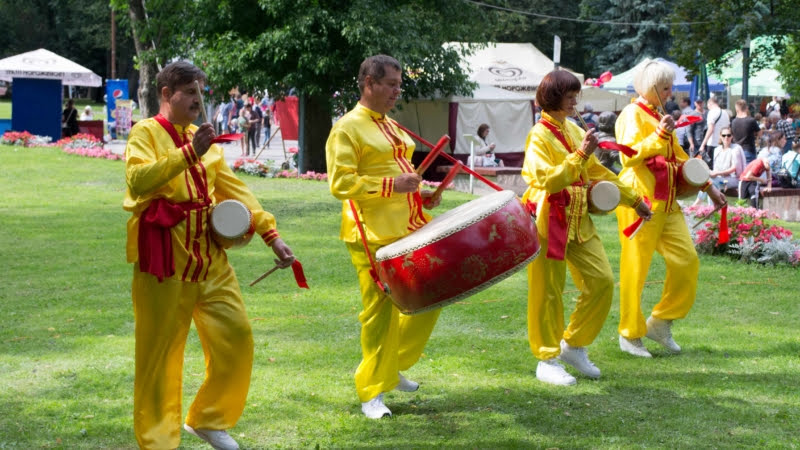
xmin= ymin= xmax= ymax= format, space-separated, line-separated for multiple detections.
xmin=683 ymin=158 xmax=710 ymax=186
xmin=589 ymin=181 xmax=620 ymax=212
xmin=211 ymin=200 xmax=251 ymax=239
xmin=376 ymin=190 xmax=516 ymax=261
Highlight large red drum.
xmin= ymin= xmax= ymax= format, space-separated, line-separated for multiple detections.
xmin=375 ymin=190 xmax=541 ymax=315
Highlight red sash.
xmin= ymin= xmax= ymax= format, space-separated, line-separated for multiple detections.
xmin=546 ymin=190 xmax=571 ymax=260
xmin=538 ymin=118 xmax=586 ymax=260
xmin=634 ymin=102 xmax=676 ymax=202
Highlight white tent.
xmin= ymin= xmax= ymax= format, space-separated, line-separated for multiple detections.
xmin=391 ymin=84 xmax=535 ymax=155
xmin=447 ymin=42 xmax=583 ymax=88
xmin=0 ymin=48 xmax=102 ymax=87
xmin=578 ymin=86 xmax=633 ymax=113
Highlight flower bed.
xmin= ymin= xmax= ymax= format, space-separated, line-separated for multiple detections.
xmin=1 ymin=131 xmax=51 ymax=147
xmin=684 ymin=204 xmax=800 ymax=266
xmin=2 ymin=131 xmax=123 ymax=161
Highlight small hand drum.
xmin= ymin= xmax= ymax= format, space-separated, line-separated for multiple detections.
xmin=210 ymin=200 xmax=254 ymax=249
xmin=587 ymin=180 xmax=621 ymax=214
xmin=676 ymin=158 xmax=710 ymax=198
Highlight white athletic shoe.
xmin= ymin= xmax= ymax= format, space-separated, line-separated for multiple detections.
xmin=536 ymin=358 xmax=577 ymax=386
xmin=361 ymin=393 xmax=392 ymax=419
xmin=646 ymin=316 xmax=682 ymax=353
xmin=619 ymin=335 xmax=653 ymax=358
xmin=395 ymin=372 xmax=419 ymax=392
xmin=183 ymin=424 xmax=239 ymax=450
xmin=558 ymin=340 xmax=601 ymax=379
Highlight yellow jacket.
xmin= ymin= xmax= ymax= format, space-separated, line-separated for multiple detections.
xmin=326 ymin=103 xmax=430 ymax=245
xmin=615 ymin=100 xmax=689 ymax=213
xmin=123 ymin=117 xmax=278 ymax=280
xmin=522 ymin=112 xmax=641 ymax=243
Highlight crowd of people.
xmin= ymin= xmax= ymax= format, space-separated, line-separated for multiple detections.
xmin=121 ymin=56 xmax=797 ymax=450
xmin=212 ymin=91 xmax=275 ymax=157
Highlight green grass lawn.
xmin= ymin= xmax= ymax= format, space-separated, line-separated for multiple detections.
xmin=1 ymin=145 xmax=799 ymax=448
xmin=0 ymin=99 xmax=10 ymax=119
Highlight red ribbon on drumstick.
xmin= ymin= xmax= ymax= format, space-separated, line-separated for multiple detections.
xmin=597 ymin=141 xmax=638 ymax=158
xmin=623 ymin=196 xmax=652 ymax=239
xmin=675 ymin=115 xmax=701 ymax=129
xmin=250 ymin=259 xmax=308 ymax=288
xmin=212 ymin=133 xmax=245 ymax=143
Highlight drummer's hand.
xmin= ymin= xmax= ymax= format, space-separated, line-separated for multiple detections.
xmin=581 ymin=129 xmax=598 ymax=154
xmin=660 ymin=114 xmax=675 ymax=133
xmin=708 ymin=186 xmax=727 ymax=207
xmin=421 ymin=190 xmax=441 ymax=209
xmin=269 ymin=238 xmax=295 ymax=269
xmin=394 ymin=173 xmax=422 ymax=193
xmin=634 ymin=200 xmax=653 ymax=221
xmin=192 ymin=123 xmax=216 ymax=157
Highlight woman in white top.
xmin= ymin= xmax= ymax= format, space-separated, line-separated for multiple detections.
xmin=468 ymin=123 xmax=503 ymax=167
xmin=80 ymin=105 xmax=93 ymax=121
xmin=693 ymin=126 xmax=742 ymax=205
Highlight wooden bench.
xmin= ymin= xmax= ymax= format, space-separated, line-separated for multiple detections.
xmin=437 ymin=165 xmax=526 ymax=196
xmin=761 ymin=187 xmax=800 ymax=222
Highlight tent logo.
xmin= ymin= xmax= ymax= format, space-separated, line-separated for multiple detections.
xmin=21 ymin=56 xmax=57 ymax=67
xmin=489 ymin=66 xmax=523 ymax=78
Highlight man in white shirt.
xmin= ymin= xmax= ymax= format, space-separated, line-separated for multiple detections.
xmin=699 ymin=96 xmax=730 ymax=169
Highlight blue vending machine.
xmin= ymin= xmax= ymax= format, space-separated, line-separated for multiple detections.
xmin=106 ymin=79 xmax=129 ymax=139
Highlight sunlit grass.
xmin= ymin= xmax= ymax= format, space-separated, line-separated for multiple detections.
xmin=1 ymin=145 xmax=798 ymax=448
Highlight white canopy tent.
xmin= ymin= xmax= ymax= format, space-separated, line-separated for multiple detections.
xmin=0 ymin=48 xmax=102 ymax=87
xmin=578 ymin=86 xmax=633 ymax=113
xmin=391 ymin=84 xmax=535 ymax=155
xmin=447 ymin=42 xmax=583 ymax=88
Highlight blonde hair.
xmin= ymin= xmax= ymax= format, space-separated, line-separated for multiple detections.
xmin=633 ymin=59 xmax=675 ymax=103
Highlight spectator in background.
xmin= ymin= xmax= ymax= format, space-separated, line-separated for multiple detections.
xmin=680 ymin=97 xmax=692 ymax=116
xmin=262 ymin=104 xmax=272 ymax=146
xmin=80 ymin=105 xmax=93 ymax=121
xmin=250 ymin=101 xmax=263 ymax=153
xmin=731 ymin=99 xmax=761 ymax=164
xmin=775 ymin=113 xmax=795 ymax=153
xmin=664 ymin=95 xmax=679 ymax=115
xmin=699 ymin=95 xmax=729 ymax=168
xmin=739 ymin=157 xmax=772 ymax=208
xmin=581 ymin=103 xmax=599 ymax=128
xmin=757 ymin=130 xmax=785 ymax=175
xmin=781 ymin=140 xmax=800 ymax=181
xmin=247 ymin=103 xmax=261 ymax=156
xmin=672 ymin=109 xmax=689 ymax=154
xmin=687 ymin=99 xmax=706 ymax=157
xmin=468 ymin=123 xmax=497 ymax=167
xmin=62 ymin=99 xmax=79 ymax=137
xmin=594 ymin=111 xmax=620 ymax=174
xmin=693 ymin=126 xmax=743 ymax=205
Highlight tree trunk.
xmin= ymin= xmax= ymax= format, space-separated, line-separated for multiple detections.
xmin=298 ymin=93 xmax=332 ymax=174
xmin=127 ymin=0 xmax=159 ymax=118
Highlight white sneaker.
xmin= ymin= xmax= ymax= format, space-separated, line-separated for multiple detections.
xmin=183 ymin=424 xmax=239 ymax=450
xmin=361 ymin=393 xmax=392 ymax=419
xmin=619 ymin=335 xmax=652 ymax=358
xmin=395 ymin=372 xmax=419 ymax=392
xmin=536 ymin=358 xmax=577 ymax=386
xmin=646 ymin=316 xmax=682 ymax=353
xmin=558 ymin=340 xmax=601 ymax=379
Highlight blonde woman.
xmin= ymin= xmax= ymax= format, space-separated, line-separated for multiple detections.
xmin=614 ymin=59 xmax=726 ymax=358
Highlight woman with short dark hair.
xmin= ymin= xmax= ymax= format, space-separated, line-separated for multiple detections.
xmin=521 ymin=70 xmax=651 ymax=386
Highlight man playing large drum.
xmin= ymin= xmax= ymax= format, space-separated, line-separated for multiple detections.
xmin=123 ymin=61 xmax=295 ymax=449
xmin=326 ymin=55 xmax=441 ymax=418
xmin=614 ymin=59 xmax=726 ymax=358
xmin=523 ymin=70 xmax=652 ymax=386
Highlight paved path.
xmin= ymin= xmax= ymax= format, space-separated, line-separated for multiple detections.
xmin=106 ymin=128 xmax=297 ymax=167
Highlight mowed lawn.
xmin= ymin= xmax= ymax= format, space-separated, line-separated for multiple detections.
xmin=1 ymin=145 xmax=799 ymax=449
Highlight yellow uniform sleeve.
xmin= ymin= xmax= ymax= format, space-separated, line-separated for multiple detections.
xmin=326 ymin=128 xmax=395 ymax=201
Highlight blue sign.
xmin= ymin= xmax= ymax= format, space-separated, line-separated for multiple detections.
xmin=106 ymin=79 xmax=129 ymax=138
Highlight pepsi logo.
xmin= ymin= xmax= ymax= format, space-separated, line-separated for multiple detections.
xmin=113 ymin=89 xmax=123 ymax=98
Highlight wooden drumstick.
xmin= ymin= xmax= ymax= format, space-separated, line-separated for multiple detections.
xmin=249 ymin=265 xmax=279 ymax=286
xmin=575 ymin=111 xmax=590 ymax=131
xmin=652 ymin=85 xmax=667 ymax=117
xmin=195 ymin=80 xmax=208 ymax=123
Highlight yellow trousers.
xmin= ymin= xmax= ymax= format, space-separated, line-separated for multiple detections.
xmin=616 ymin=207 xmax=698 ymax=339
xmin=132 ymin=263 xmax=253 ymax=450
xmin=527 ymin=234 xmax=614 ymax=360
xmin=346 ymin=242 xmax=441 ymax=402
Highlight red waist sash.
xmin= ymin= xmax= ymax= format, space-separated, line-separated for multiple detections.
xmin=138 ymin=198 xmax=210 ymax=282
